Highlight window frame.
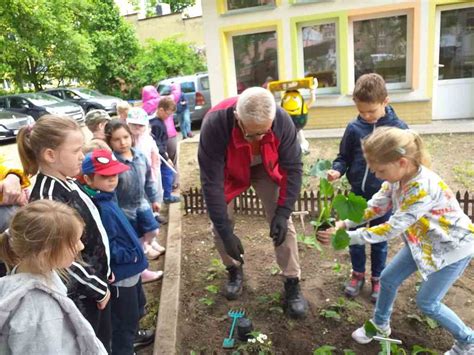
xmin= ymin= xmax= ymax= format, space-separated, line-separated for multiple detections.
xmin=297 ymin=19 xmax=340 ymax=95
xmin=230 ymin=28 xmax=280 ymax=93
xmin=221 ymin=0 xmax=278 ymax=15
xmin=348 ymin=9 xmax=414 ymax=92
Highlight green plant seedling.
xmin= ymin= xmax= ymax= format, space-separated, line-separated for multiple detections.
xmin=313 ymin=345 xmax=336 ymax=355
xmin=320 ymin=309 xmax=341 ymax=320
xmin=343 ymin=350 xmax=356 ymax=355
xmin=332 ymin=261 xmax=342 ymax=273
xmin=331 ymin=229 xmax=351 ymax=250
xmin=374 ymin=335 xmax=404 ymax=355
xmin=298 ymin=234 xmax=323 ymax=251
xmin=199 ymin=296 xmax=214 ymax=306
xmin=270 ymin=265 xmax=280 ymax=275
xmin=205 ymin=285 xmax=219 ymax=294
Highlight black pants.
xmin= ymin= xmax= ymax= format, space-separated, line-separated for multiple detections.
xmin=77 ymin=295 xmax=112 ymax=353
xmin=110 ymin=278 xmax=147 ymax=355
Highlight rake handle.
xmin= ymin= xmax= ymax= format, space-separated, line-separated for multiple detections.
xmin=228 ymin=316 xmax=239 ymax=339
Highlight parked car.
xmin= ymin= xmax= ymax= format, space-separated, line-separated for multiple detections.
xmin=0 ymin=109 xmax=35 ymax=142
xmin=0 ymin=93 xmax=85 ymax=123
xmin=157 ymin=73 xmax=211 ymax=125
xmin=42 ymin=87 xmax=121 ymax=115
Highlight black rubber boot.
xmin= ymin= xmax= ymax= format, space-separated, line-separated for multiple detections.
xmin=284 ymin=277 xmax=308 ymax=319
xmin=225 ymin=265 xmax=243 ymax=300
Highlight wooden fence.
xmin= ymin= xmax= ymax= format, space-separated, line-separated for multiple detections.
xmin=183 ymin=188 xmax=474 ymax=222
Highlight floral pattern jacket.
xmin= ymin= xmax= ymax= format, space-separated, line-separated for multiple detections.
xmin=347 ymin=166 xmax=474 ymax=279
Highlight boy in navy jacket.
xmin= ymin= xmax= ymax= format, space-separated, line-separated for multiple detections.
xmin=327 ymin=73 xmax=408 ymax=303
xmin=82 ymin=149 xmax=161 ymax=354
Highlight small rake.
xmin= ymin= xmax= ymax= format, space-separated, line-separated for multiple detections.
xmin=222 ymin=309 xmax=245 ymax=348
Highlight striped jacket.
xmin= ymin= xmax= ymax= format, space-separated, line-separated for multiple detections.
xmin=30 ymin=173 xmax=111 ymax=302
xmin=347 ymin=166 xmax=474 ymax=279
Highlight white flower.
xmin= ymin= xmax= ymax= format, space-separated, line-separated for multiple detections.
xmin=261 ymin=334 xmax=268 ymax=340
xmin=248 ymin=338 xmax=256 ymax=343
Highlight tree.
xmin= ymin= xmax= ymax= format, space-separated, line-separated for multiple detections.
xmin=160 ymin=0 xmax=195 ymax=13
xmin=81 ymin=0 xmax=140 ymax=95
xmin=132 ymin=37 xmax=206 ymax=89
xmin=129 ymin=0 xmax=196 ymax=16
xmin=0 ymin=0 xmax=95 ymax=91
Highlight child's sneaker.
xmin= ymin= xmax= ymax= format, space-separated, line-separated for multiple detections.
xmin=134 ymin=329 xmax=155 ymax=349
xmin=151 ymin=238 xmax=166 ymax=255
xmin=144 ymin=242 xmax=161 ymax=260
xmin=344 ymin=271 xmax=365 ymax=298
xmin=370 ymin=277 xmax=380 ymax=304
xmin=141 ymin=269 xmax=163 ymax=284
xmin=352 ymin=319 xmax=391 ymax=344
xmin=445 ymin=341 xmax=474 ymax=355
xmin=164 ymin=195 xmax=181 ymax=204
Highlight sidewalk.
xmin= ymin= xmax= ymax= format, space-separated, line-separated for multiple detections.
xmin=304 ymin=119 xmax=474 ymax=139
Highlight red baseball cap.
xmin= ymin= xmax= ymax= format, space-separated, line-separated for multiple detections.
xmin=82 ymin=149 xmax=130 ymax=176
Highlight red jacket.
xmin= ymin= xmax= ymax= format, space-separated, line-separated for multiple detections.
xmin=198 ymin=97 xmax=302 ymax=237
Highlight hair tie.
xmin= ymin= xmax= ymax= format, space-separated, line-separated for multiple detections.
xmin=395 ymin=147 xmax=406 ymax=155
xmin=26 ymin=124 xmax=34 ymax=134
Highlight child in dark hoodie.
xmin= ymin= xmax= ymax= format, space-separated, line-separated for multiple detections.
xmin=82 ymin=149 xmax=158 ymax=354
xmin=326 ymin=73 xmax=408 ymax=303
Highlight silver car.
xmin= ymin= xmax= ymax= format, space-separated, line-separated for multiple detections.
xmin=0 ymin=110 xmax=34 ymax=142
xmin=0 ymin=93 xmax=85 ymax=123
xmin=157 ymin=72 xmax=211 ymax=124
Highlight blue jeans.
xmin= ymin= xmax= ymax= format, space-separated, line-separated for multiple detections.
xmin=374 ymin=245 xmax=474 ymax=343
xmin=161 ymin=163 xmax=175 ymax=199
xmin=176 ymin=108 xmax=191 ymax=138
xmin=349 ymin=215 xmax=389 ymax=277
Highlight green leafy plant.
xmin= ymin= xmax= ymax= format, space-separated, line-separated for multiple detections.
xmin=257 ymin=292 xmax=283 ymax=314
xmin=379 ymin=342 xmax=407 ymax=355
xmin=309 ymin=159 xmax=367 ymax=250
xmin=236 ymin=331 xmax=273 ymax=354
xmin=205 ymin=258 xmax=226 ymax=281
xmin=297 ymin=234 xmax=323 ymax=252
xmin=198 ymin=296 xmax=214 ymax=306
xmin=320 ymin=297 xmax=362 ymax=321
xmin=407 ymin=314 xmax=439 ymax=329
xmin=313 ymin=345 xmax=336 ymax=355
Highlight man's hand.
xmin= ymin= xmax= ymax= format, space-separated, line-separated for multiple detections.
xmin=270 ymin=214 xmax=288 ymax=247
xmin=327 ymin=169 xmax=341 ymax=182
xmin=222 ymin=233 xmax=244 ymax=264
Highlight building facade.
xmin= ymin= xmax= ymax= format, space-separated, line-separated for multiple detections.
xmin=202 ymin=0 xmax=474 ymax=128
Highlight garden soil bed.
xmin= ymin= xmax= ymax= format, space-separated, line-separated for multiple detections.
xmin=177 ymin=213 xmax=474 ymax=354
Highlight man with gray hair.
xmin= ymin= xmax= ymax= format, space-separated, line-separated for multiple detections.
xmin=198 ymin=87 xmax=308 ymax=318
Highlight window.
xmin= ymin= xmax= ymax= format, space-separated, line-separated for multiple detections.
xmin=63 ymin=90 xmax=81 ymax=100
xmin=352 ymin=14 xmax=410 ymax=89
xmin=232 ymin=31 xmax=279 ymax=93
xmin=199 ymin=76 xmax=210 ymax=91
xmin=180 ymin=82 xmax=196 ymax=93
xmin=0 ymin=99 xmax=6 ymax=109
xmin=301 ymin=22 xmax=338 ymax=92
xmin=47 ymin=91 xmax=61 ymax=99
xmin=9 ymin=97 xmax=29 ymax=109
xmin=227 ymin=0 xmax=275 ymax=11
xmin=439 ymin=7 xmax=474 ymax=80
